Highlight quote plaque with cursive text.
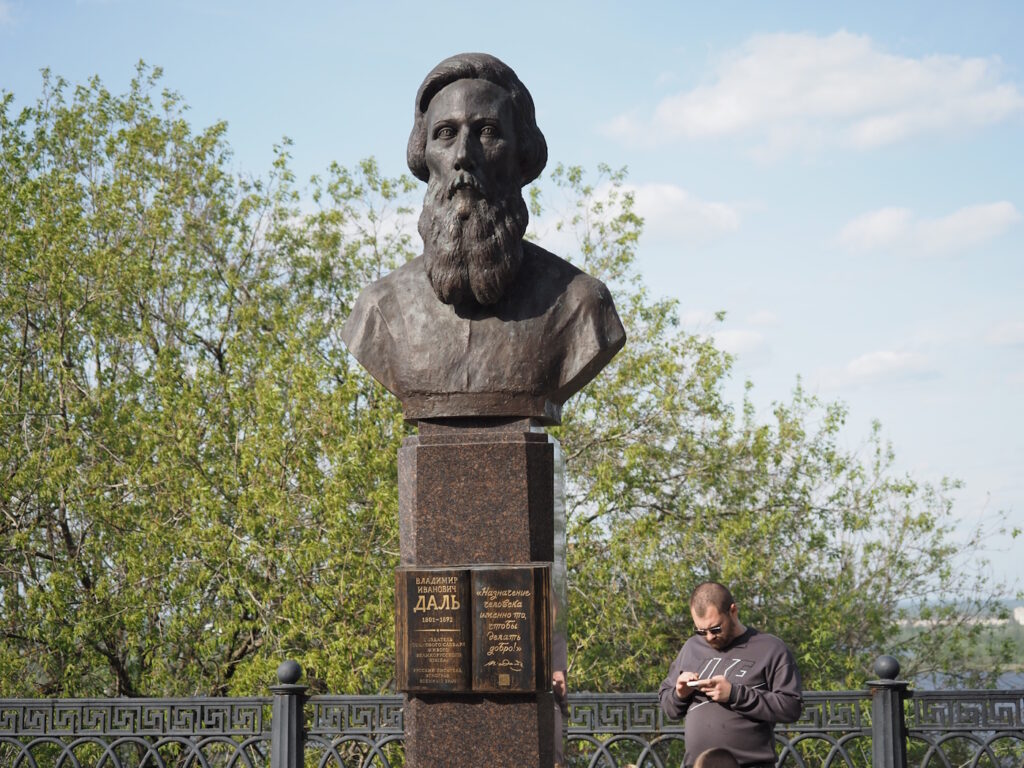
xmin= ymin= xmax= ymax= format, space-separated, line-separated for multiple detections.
xmin=472 ymin=565 xmax=550 ymax=692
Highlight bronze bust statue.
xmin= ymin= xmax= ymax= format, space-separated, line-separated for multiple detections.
xmin=342 ymin=53 xmax=625 ymax=424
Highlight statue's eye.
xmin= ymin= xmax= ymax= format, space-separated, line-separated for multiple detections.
xmin=480 ymin=124 xmax=499 ymax=138
xmin=435 ymin=126 xmax=455 ymax=140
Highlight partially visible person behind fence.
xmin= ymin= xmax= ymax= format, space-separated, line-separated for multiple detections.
xmin=695 ymin=747 xmax=741 ymax=768
xmin=552 ymin=665 xmax=568 ymax=768
xmin=552 ymin=598 xmax=569 ymax=768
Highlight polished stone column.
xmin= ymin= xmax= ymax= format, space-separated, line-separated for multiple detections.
xmin=397 ymin=417 xmax=558 ymax=768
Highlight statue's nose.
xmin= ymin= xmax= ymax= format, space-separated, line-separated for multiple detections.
xmin=454 ymin=130 xmax=476 ymax=171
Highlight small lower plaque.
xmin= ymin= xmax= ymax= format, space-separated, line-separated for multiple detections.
xmin=395 ymin=568 xmax=471 ymax=692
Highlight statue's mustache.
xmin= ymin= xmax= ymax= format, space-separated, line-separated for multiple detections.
xmin=447 ymin=172 xmax=485 ymax=198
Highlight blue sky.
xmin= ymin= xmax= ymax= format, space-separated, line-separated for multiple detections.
xmin=3 ymin=1 xmax=1022 ymax=589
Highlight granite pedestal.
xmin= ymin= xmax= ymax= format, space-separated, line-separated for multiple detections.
xmin=398 ymin=417 xmax=558 ymax=768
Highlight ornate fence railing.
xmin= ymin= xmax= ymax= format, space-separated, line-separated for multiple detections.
xmin=2 ymin=661 xmax=1022 ymax=768
xmin=0 ymin=697 xmax=272 ymax=768
xmin=905 ymin=690 xmax=1024 ymax=768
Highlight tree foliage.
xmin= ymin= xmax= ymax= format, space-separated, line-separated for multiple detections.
xmin=1 ymin=66 xmax=410 ymax=696
xmin=542 ymin=164 xmax=1017 ymax=691
xmin=1 ymin=68 xmax=1015 ymax=697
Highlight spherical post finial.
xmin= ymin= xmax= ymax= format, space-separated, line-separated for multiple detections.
xmin=873 ymin=654 xmax=900 ymax=680
xmin=276 ymin=659 xmax=303 ymax=685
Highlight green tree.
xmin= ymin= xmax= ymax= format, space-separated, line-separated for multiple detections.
xmin=541 ymin=164 xmax=1018 ymax=691
xmin=0 ymin=66 xmax=411 ymax=696
xmin=1 ymin=68 xmax=1015 ymax=698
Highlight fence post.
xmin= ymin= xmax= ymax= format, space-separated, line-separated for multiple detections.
xmin=868 ymin=655 xmax=908 ymax=768
xmin=271 ymin=659 xmax=309 ymax=768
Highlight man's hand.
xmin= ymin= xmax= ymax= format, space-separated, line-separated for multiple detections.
xmin=675 ymin=671 xmax=699 ymax=699
xmin=695 ymin=675 xmax=732 ymax=703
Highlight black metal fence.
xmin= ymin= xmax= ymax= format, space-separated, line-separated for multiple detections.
xmin=2 ymin=662 xmax=1023 ymax=768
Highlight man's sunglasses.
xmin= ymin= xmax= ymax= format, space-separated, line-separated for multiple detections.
xmin=693 ymin=624 xmax=723 ymax=636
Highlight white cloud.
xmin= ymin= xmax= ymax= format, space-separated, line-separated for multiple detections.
xmin=818 ymin=349 xmax=936 ymax=390
xmin=916 ymin=202 xmax=1021 ymax=254
xmin=603 ymin=112 xmax=643 ymax=142
xmin=846 ymin=350 xmax=929 ymax=379
xmin=606 ymin=31 xmax=1024 ymax=156
xmin=836 ymin=207 xmax=913 ymax=251
xmin=746 ymin=310 xmax=779 ymax=327
xmin=655 ymin=70 xmax=679 ymax=88
xmin=986 ymin=321 xmax=1024 ymax=348
xmin=713 ymin=328 xmax=766 ymax=358
xmin=672 ymin=307 xmax=780 ymax=366
xmin=529 ymin=181 xmax=739 ymax=253
xmin=679 ymin=309 xmax=722 ymax=328
xmin=837 ymin=202 xmax=1019 ymax=256
xmin=675 ymin=310 xmax=772 ymax=364
xmin=0 ymin=1 xmax=16 ymax=26
xmin=628 ymin=182 xmax=740 ymax=243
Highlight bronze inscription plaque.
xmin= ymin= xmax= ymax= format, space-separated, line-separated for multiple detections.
xmin=396 ymin=565 xmax=551 ymax=694
xmin=395 ymin=568 xmax=471 ymax=692
xmin=472 ymin=566 xmax=549 ymax=691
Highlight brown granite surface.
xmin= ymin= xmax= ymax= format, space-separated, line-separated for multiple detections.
xmin=404 ymin=693 xmax=554 ymax=768
xmin=396 ymin=418 xmax=560 ymax=767
xmin=398 ymin=420 xmax=555 ymax=566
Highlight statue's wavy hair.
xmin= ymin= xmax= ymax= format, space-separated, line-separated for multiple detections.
xmin=407 ymin=52 xmax=547 ymax=187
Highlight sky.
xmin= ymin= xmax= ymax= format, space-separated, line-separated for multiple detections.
xmin=3 ymin=1 xmax=1022 ymax=590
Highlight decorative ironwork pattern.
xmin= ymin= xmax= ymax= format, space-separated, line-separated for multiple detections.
xmin=794 ymin=692 xmax=872 ymax=732
xmin=568 ymin=693 xmax=684 ymax=734
xmin=0 ymin=698 xmax=269 ymax=736
xmin=563 ymin=692 xmax=876 ymax=768
xmin=307 ymin=696 xmax=404 ymax=735
xmin=2 ymin=689 xmax=1023 ymax=768
xmin=0 ymin=698 xmax=271 ymax=768
xmin=906 ymin=691 xmax=1024 ymax=768
xmin=564 ymin=692 xmax=873 ymax=734
xmin=306 ymin=696 xmax=405 ymax=768
xmin=909 ymin=691 xmax=1024 ymax=732
xmin=305 ymin=732 xmax=405 ymax=768
xmin=774 ymin=693 xmax=874 ymax=768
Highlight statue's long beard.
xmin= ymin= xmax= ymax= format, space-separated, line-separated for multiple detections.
xmin=419 ymin=174 xmax=528 ymax=306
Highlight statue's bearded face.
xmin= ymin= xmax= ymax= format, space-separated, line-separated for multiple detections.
xmin=419 ymin=78 xmax=528 ymax=306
